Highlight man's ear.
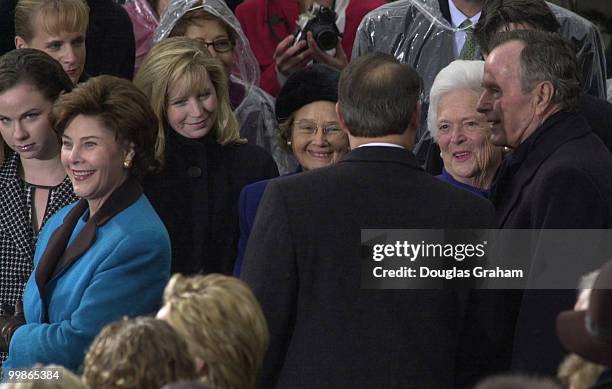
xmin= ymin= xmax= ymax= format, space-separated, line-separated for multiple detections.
xmin=533 ymin=81 xmax=555 ymax=115
xmin=336 ymin=102 xmax=350 ymax=136
xmin=14 ymin=36 xmax=28 ymax=49
xmin=410 ymin=101 xmax=421 ymax=131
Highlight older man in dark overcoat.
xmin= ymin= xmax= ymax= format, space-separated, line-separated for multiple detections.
xmin=478 ymin=30 xmax=612 ymax=375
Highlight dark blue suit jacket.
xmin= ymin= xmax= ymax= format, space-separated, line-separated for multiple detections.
xmin=234 ymin=167 xmax=301 ymax=276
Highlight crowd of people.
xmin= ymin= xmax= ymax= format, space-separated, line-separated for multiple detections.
xmin=0 ymin=0 xmax=611 ymax=388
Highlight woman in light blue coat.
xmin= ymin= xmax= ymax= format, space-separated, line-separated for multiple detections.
xmin=2 ymin=75 xmax=171 ymax=372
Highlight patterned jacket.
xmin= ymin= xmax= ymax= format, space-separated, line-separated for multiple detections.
xmin=0 ymin=152 xmax=76 ymax=315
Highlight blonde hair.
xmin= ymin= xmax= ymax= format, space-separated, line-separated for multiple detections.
xmin=15 ymin=0 xmax=89 ymax=42
xmin=162 ymin=274 xmax=269 ymax=389
xmin=83 ymin=317 xmax=198 ymax=389
xmin=558 ymin=354 xmax=605 ymax=389
xmin=556 ymin=269 xmax=606 ymax=389
xmin=1 ymin=365 xmax=88 ymax=389
xmin=134 ymin=37 xmax=243 ymax=164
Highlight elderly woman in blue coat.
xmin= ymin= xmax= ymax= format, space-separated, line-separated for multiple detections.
xmin=428 ymin=60 xmax=504 ymax=197
xmin=0 ymin=75 xmax=171 ymax=372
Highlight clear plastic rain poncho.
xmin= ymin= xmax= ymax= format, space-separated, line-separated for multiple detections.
xmin=548 ymin=2 xmax=607 ymax=100
xmin=353 ymin=0 xmax=607 ymax=163
xmin=155 ymin=0 xmax=298 ymax=175
xmin=123 ymin=0 xmax=159 ymax=75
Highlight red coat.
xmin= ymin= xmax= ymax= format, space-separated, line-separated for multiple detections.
xmin=236 ymin=0 xmax=385 ymax=96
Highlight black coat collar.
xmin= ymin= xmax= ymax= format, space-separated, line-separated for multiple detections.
xmin=494 ymin=111 xmax=592 ymax=227
xmin=35 ymin=177 xmax=142 ymax=307
xmin=340 ymin=145 xmax=423 ymax=172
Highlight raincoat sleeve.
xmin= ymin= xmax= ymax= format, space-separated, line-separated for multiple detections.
xmin=235 ymin=85 xmax=298 ymax=175
xmin=550 ymin=2 xmax=607 ymax=100
xmin=123 ymin=0 xmax=159 ymax=75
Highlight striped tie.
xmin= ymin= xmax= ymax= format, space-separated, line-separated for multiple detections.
xmin=459 ymin=19 xmax=478 ymax=60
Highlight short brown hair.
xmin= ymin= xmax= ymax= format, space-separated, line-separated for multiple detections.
xmin=51 ymin=75 xmax=159 ymax=178
xmin=15 ymin=0 xmax=89 ymax=42
xmin=83 ymin=317 xmax=198 ymax=389
xmin=162 ymin=274 xmax=269 ymax=389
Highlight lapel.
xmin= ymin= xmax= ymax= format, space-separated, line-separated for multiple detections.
xmin=438 ymin=0 xmax=452 ymax=23
xmin=340 ymin=145 xmax=424 ymax=172
xmin=496 ymin=112 xmax=592 ymax=227
xmin=35 ymin=177 xmax=143 ymax=304
xmin=0 ymin=153 xmax=34 ymax=258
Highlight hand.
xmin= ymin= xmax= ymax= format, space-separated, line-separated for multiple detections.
xmin=307 ymin=31 xmax=348 ymax=70
xmin=274 ymin=34 xmax=315 ymax=78
xmin=0 ymin=301 xmax=25 ymax=352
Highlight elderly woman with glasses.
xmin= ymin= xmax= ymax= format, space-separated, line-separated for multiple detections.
xmin=154 ymin=0 xmax=296 ymax=174
xmin=234 ymin=64 xmax=349 ymax=275
xmin=428 ymin=60 xmax=504 ymax=197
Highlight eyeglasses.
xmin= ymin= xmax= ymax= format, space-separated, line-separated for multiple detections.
xmin=294 ymin=119 xmax=343 ymax=136
xmin=198 ymin=38 xmax=234 ymax=53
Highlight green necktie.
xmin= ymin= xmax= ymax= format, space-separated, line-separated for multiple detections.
xmin=459 ymin=19 xmax=478 ymax=60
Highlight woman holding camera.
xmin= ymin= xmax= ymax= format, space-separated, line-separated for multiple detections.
xmin=235 ymin=0 xmax=384 ymax=97
xmin=154 ymin=0 xmax=296 ymax=174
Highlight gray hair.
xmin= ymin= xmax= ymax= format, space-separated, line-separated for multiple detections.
xmin=427 ymin=60 xmax=485 ymax=142
xmin=489 ymin=30 xmax=581 ymax=112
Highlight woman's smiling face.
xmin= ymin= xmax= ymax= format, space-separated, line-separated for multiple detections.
xmin=166 ymin=70 xmax=218 ymax=139
xmin=290 ymin=101 xmax=348 ymax=170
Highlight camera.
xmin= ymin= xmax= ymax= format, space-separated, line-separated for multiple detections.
xmin=293 ymin=3 xmax=341 ymax=51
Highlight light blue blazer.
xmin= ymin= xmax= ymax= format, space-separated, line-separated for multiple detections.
xmin=4 ymin=194 xmax=171 ymax=372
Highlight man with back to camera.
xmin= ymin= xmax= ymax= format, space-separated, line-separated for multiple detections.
xmin=241 ymin=52 xmax=503 ymax=389
xmin=477 ymin=30 xmax=612 ymax=376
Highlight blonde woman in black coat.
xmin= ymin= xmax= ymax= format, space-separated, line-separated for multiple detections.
xmin=135 ymin=37 xmax=278 ymax=275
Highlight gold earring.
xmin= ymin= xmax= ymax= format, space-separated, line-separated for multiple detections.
xmin=123 ymin=159 xmax=132 ymax=169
